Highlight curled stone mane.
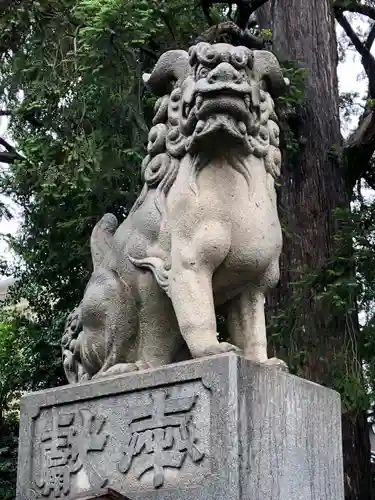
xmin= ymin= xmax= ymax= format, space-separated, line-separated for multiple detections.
xmin=251 ymin=90 xmax=281 ymax=180
xmin=131 ymin=88 xmax=187 ymax=217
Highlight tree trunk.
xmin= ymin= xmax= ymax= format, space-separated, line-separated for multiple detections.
xmin=258 ymin=1 xmax=372 ymax=499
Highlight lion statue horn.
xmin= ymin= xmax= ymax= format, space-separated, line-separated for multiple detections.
xmin=143 ymin=49 xmax=190 ymax=96
xmin=253 ymin=50 xmax=290 ymax=96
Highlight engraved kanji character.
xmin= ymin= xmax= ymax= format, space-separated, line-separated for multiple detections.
xmin=119 ymin=390 xmax=205 ymax=488
xmin=174 ymin=420 xmax=205 ymax=462
xmin=129 ymin=391 xmax=197 ymax=433
xmin=36 ymin=409 xmax=108 ymax=497
xmin=133 ymin=427 xmax=185 ymax=488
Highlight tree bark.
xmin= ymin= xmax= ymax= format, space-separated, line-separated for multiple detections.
xmin=258 ymin=1 xmax=372 ymax=499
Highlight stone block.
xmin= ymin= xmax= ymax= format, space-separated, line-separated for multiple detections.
xmin=16 ymin=353 xmax=344 ymax=500
xmin=74 ymin=487 xmax=130 ymax=499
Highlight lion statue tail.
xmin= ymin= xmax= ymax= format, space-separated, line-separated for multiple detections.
xmin=62 ymin=306 xmax=85 ymax=383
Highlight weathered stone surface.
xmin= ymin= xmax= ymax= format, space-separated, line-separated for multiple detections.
xmin=73 ymin=487 xmax=130 ymax=499
xmin=17 ymin=353 xmax=344 ymax=500
xmin=62 ymin=42 xmax=289 ymax=383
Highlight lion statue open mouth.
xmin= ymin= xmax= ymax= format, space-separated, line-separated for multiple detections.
xmin=62 ymin=42 xmax=289 ymax=383
xmin=181 ymin=44 xmax=257 ymax=155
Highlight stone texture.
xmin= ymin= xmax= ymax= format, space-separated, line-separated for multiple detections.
xmin=17 ymin=353 xmax=344 ymax=500
xmin=73 ymin=487 xmax=130 ymax=499
xmin=62 ymin=42 xmax=289 ymax=383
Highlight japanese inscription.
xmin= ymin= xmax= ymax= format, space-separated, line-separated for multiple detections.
xmin=35 ymin=408 xmax=108 ymax=497
xmin=28 ymin=382 xmax=209 ymax=498
xmin=119 ymin=390 xmax=205 ymax=488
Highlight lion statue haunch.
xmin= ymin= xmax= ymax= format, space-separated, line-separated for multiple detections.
xmin=62 ymin=42 xmax=289 ymax=383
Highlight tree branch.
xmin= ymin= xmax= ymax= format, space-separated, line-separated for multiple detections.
xmin=334 ymin=1 xmax=375 ymax=21
xmin=0 ymin=137 xmax=24 ymax=164
xmin=234 ymin=0 xmax=270 ymax=29
xmin=134 ymin=44 xmax=158 ymax=61
xmin=0 ymin=137 xmax=17 ymax=154
xmin=363 ymin=171 xmax=375 ymax=191
xmin=344 ymin=112 xmax=375 ymax=190
xmin=241 ymin=27 xmax=268 ymax=48
xmin=200 ymin=0 xmax=270 ymax=30
xmin=333 ymin=4 xmax=375 ymax=189
xmin=366 ymin=23 xmax=375 ymax=50
xmin=0 ymin=0 xmax=14 ymax=10
xmin=249 ymin=0 xmax=269 ymax=10
xmin=0 ymin=152 xmax=20 ymax=164
xmin=160 ymin=12 xmax=176 ymax=40
xmin=335 ymin=8 xmax=375 ymax=96
xmin=196 ymin=20 xmax=266 ymax=48
xmin=335 ymin=9 xmax=370 ymax=59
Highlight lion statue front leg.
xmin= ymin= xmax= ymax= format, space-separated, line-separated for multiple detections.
xmin=167 ymin=193 xmax=240 ymax=358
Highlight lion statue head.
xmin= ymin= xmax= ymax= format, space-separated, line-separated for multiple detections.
xmin=133 ymin=42 xmax=287 ymax=219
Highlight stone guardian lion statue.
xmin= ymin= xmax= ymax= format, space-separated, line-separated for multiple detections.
xmin=62 ymin=42 xmax=289 ymax=383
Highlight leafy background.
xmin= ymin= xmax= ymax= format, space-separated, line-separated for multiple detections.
xmin=1 ymin=0 xmax=375 ymax=499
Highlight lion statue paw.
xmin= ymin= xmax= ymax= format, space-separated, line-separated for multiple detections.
xmin=264 ymin=357 xmax=289 ymax=372
xmin=201 ymin=342 xmax=243 ymax=357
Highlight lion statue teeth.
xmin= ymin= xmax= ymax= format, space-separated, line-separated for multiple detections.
xmin=62 ymin=42 xmax=289 ymax=383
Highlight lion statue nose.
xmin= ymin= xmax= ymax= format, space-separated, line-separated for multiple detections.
xmin=207 ymin=62 xmax=242 ymax=85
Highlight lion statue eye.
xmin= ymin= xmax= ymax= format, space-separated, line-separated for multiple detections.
xmin=205 ymin=50 xmax=216 ymax=61
xmin=198 ymin=67 xmax=209 ymax=79
xmin=231 ymin=51 xmax=248 ymax=69
xmin=201 ymin=47 xmax=218 ymax=66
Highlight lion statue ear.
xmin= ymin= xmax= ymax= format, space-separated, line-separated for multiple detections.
xmin=142 ymin=50 xmax=190 ymax=96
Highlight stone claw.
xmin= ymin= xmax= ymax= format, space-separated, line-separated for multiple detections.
xmin=93 ymin=363 xmax=140 ymax=379
xmin=202 ymin=341 xmax=243 ymax=357
xmin=135 ymin=360 xmax=151 ymax=371
xmin=264 ymin=357 xmax=289 ymax=372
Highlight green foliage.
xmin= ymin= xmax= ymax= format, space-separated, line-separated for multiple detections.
xmin=1 ymin=1 xmax=375 ymax=496
xmin=259 ymin=28 xmax=272 ymax=38
xmin=0 ymin=4 xmax=208 ymax=496
xmin=278 ymin=62 xmax=307 ymax=111
xmin=351 ymin=195 xmax=375 ymax=392
xmin=340 ymin=91 xmax=362 ymax=121
xmin=276 ymin=61 xmax=307 ymax=160
xmin=0 ymin=309 xmax=66 ymax=500
xmin=0 ymin=318 xmax=24 ymax=500
xmin=0 ymin=0 xmax=208 ymax=324
xmin=0 ymin=410 xmax=18 ymax=500
xmin=0 ymin=311 xmax=65 ymax=408
xmin=266 ymin=199 xmax=375 ymax=411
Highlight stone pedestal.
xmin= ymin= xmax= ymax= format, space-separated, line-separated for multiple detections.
xmin=16 ymin=353 xmax=344 ymax=500
xmin=74 ymin=488 xmax=130 ymax=500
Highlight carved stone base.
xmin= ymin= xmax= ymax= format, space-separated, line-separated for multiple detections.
xmin=16 ymin=353 xmax=344 ymax=500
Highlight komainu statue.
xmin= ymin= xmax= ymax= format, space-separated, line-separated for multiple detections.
xmin=62 ymin=42 xmax=289 ymax=383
